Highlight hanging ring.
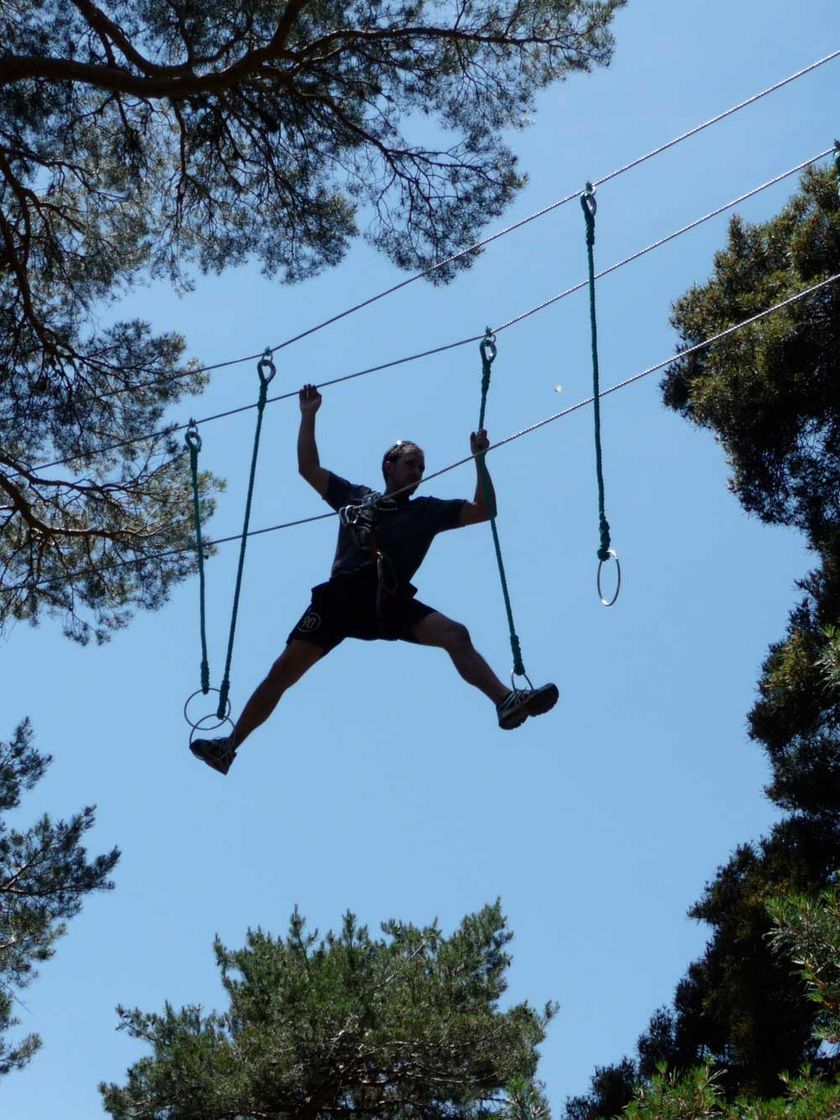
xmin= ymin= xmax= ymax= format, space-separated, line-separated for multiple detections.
xmin=183 ymin=687 xmax=231 ymax=731
xmin=511 ymin=669 xmax=534 ymax=693
xmin=188 ymin=712 xmax=234 ymax=746
xmin=597 ymin=549 xmax=621 ymax=607
xmin=257 ymin=349 xmax=277 ymax=385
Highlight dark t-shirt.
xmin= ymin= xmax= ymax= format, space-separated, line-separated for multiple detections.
xmin=324 ymin=472 xmax=465 ymax=585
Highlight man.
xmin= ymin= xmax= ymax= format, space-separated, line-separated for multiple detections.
xmin=190 ymin=384 xmax=558 ymax=774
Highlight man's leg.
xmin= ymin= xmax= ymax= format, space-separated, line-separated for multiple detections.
xmin=410 ymin=611 xmax=558 ymax=729
xmin=229 ymin=638 xmax=324 ymax=749
xmin=190 ymin=639 xmax=324 ymax=773
xmin=410 ymin=611 xmax=509 ymax=703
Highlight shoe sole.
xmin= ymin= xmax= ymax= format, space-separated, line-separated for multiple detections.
xmin=499 ymin=710 xmax=529 ymax=731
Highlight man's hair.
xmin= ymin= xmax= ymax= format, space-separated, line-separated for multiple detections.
xmin=381 ymin=440 xmax=423 ymax=481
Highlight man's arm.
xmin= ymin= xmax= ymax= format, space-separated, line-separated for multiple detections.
xmin=297 ymin=384 xmax=329 ymax=497
xmin=459 ymin=429 xmax=496 ymax=526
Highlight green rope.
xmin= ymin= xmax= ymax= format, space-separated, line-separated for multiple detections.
xmin=581 ymin=184 xmax=613 ymax=563
xmin=217 ymin=350 xmax=277 ymax=718
xmin=185 ymin=421 xmax=210 ymax=693
xmin=477 ymin=331 xmax=527 ymax=680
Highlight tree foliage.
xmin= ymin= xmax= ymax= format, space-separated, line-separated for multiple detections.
xmin=101 ymin=901 xmax=556 ymax=1120
xmin=646 ymin=164 xmax=840 ymax=1098
xmin=767 ymin=879 xmax=840 ymax=1046
xmin=0 ymin=719 xmax=119 ymax=1075
xmin=0 ymin=0 xmax=623 ymax=643
xmin=622 ymin=1063 xmax=840 ymax=1120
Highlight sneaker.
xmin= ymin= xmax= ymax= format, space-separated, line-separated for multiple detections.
xmin=497 ymin=683 xmax=559 ymax=730
xmin=190 ymin=736 xmax=236 ymax=775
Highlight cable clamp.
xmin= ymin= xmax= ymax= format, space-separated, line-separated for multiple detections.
xmin=480 ymin=327 xmax=497 ymax=369
xmin=339 ymin=491 xmax=385 ymax=527
xmin=581 ymin=181 xmax=597 ymax=219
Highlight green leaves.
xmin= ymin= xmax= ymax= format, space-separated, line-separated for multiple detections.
xmin=102 ymin=901 xmax=554 ymax=1120
xmin=0 ymin=0 xmax=623 ymax=641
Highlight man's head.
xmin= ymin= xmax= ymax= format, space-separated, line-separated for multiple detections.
xmin=381 ymin=440 xmax=425 ymax=495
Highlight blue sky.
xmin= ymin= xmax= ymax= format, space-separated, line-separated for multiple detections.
xmin=3 ymin=3 xmax=839 ymax=1117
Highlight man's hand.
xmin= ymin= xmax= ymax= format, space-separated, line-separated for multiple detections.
xmin=299 ymin=384 xmax=322 ymax=414
xmin=470 ymin=429 xmax=490 ymax=457
xmin=460 ymin=429 xmax=495 ymax=525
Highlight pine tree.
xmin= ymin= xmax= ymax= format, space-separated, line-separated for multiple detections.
xmin=101 ymin=901 xmax=556 ymax=1120
xmin=0 ymin=719 xmax=119 ymax=1075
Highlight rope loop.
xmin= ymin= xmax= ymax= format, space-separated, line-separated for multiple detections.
xmin=185 ymin=418 xmax=202 ymax=454
xmin=480 ymin=327 xmax=497 ymax=369
xmin=597 ymin=513 xmax=612 ymax=562
xmin=510 ymin=633 xmax=527 ymax=680
xmin=257 ymin=349 xmax=277 ymax=385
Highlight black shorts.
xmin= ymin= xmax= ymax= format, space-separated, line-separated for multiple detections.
xmin=287 ymin=569 xmax=436 ymax=654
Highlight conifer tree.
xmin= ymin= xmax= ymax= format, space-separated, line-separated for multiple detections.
xmin=101 ymin=901 xmax=556 ymax=1120
xmin=0 ymin=720 xmax=119 ymax=1075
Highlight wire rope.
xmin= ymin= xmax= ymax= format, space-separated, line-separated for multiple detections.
xmin=9 ymin=272 xmax=838 ymax=598
xmin=24 ymin=146 xmax=834 ymax=477
xmin=28 ymin=50 xmax=840 ymax=407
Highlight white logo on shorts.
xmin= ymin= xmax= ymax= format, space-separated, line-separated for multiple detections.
xmin=299 ymin=611 xmax=322 ymax=632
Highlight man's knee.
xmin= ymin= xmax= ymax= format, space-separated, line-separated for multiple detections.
xmin=439 ymin=619 xmax=472 ymax=653
xmin=267 ymin=641 xmax=322 ymax=687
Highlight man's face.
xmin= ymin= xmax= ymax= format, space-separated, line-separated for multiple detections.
xmin=385 ymin=445 xmax=425 ymax=495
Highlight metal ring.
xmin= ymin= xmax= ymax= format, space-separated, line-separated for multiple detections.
xmin=189 ymin=712 xmax=234 ymax=746
xmin=183 ymin=687 xmax=231 ymax=731
xmin=511 ymin=670 xmax=534 ymax=692
xmin=597 ymin=549 xmax=621 ymax=607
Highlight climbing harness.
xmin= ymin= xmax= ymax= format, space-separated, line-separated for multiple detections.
xmin=476 ymin=330 xmax=531 ymax=690
xmin=183 ymin=350 xmax=277 ymax=737
xmin=581 ymin=183 xmax=621 ymax=607
xmin=339 ymin=493 xmax=400 ymax=623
